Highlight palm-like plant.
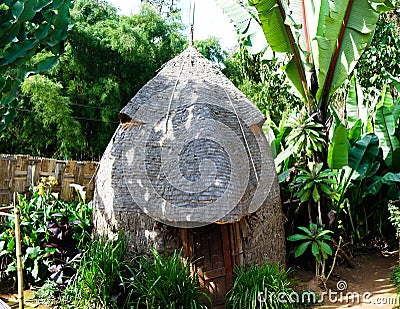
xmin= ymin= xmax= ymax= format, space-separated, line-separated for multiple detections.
xmin=286 ymin=111 xmax=325 ymax=159
xmin=288 ymin=223 xmax=333 ymax=279
xmin=294 ymin=162 xmax=336 ymax=224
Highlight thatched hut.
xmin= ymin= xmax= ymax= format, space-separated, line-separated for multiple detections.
xmin=93 ymin=46 xmax=285 ymax=305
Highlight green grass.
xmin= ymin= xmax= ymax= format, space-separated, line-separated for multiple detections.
xmin=125 ymin=248 xmax=208 ymax=309
xmin=226 ymin=262 xmax=298 ymax=309
xmin=67 ymin=232 xmax=129 ymax=308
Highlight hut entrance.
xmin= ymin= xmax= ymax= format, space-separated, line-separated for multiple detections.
xmin=182 ymin=223 xmax=242 ymax=307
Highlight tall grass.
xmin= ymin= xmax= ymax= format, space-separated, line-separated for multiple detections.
xmin=68 ymin=232 xmax=129 ymax=308
xmin=126 ymin=248 xmax=208 ymax=309
xmin=226 ymin=262 xmax=297 ymax=309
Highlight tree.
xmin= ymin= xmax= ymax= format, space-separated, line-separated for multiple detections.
xmin=141 ymin=0 xmax=181 ymax=17
xmin=1 ymin=1 xmax=187 ymax=159
xmin=1 ymin=75 xmax=85 ymax=158
xmin=0 ymin=0 xmax=72 ymax=132
xmin=356 ymin=12 xmax=400 ymax=90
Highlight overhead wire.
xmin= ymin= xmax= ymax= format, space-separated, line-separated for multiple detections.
xmin=16 ymin=108 xmax=120 ymax=124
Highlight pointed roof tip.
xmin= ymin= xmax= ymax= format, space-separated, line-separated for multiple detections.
xmin=120 ymin=46 xmax=265 ymax=127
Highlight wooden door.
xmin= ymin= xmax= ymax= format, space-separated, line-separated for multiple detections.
xmin=182 ymin=224 xmax=234 ymax=307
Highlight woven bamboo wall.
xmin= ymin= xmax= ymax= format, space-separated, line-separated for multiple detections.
xmin=0 ymin=154 xmax=98 ymax=205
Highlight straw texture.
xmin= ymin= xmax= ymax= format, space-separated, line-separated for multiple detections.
xmin=93 ymin=46 xmax=285 ymax=262
xmin=0 ymin=154 xmax=97 ymax=204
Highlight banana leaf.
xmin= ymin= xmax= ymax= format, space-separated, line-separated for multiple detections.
xmin=374 ymin=85 xmax=400 ymax=168
xmin=249 ymin=0 xmax=311 ymax=105
xmin=214 ymin=0 xmax=268 ymax=54
xmin=365 ymin=172 xmax=400 ymax=196
xmin=219 ymin=0 xmax=393 ymax=116
xmin=346 ymin=74 xmax=366 ymax=129
xmin=327 ymin=123 xmax=348 ymax=169
xmin=348 ymin=133 xmax=379 ymax=179
xmin=315 ymin=0 xmax=393 ymax=109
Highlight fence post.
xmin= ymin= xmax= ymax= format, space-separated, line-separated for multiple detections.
xmin=14 ymin=193 xmax=24 ymax=309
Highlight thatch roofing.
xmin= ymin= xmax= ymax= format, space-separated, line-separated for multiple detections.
xmin=94 ymin=46 xmax=279 ymax=228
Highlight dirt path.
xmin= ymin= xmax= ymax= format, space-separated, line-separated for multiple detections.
xmin=293 ymin=251 xmax=399 ymax=308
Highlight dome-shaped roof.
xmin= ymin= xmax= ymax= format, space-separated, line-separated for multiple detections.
xmin=94 ymin=46 xmax=279 ymax=228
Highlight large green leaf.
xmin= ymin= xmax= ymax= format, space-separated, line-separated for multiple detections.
xmin=287 ymin=233 xmax=310 ymax=241
xmin=285 ymin=57 xmax=307 ymax=101
xmin=366 ymin=172 xmax=400 ymax=196
xmin=346 ymin=74 xmax=366 ymax=129
xmin=327 ymin=123 xmax=348 ymax=169
xmin=214 ymin=0 xmax=268 ymax=54
xmin=318 ymin=240 xmax=332 ymax=256
xmin=374 ymin=85 xmax=400 ymax=168
xmin=315 ymin=0 xmax=393 ymax=108
xmin=311 ymin=241 xmax=320 ymax=257
xmin=0 ymin=0 xmax=72 ymax=132
xmin=348 ymin=133 xmax=379 ymax=179
xmin=348 ymin=119 xmax=363 ymax=146
xmin=249 ymin=0 xmax=291 ymax=53
xmin=294 ymin=241 xmax=311 ymax=257
xmin=249 ymin=0 xmax=310 ymax=105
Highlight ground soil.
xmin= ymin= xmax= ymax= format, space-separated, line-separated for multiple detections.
xmin=0 ymin=278 xmax=49 ymax=309
xmin=292 ymin=250 xmax=399 ymax=308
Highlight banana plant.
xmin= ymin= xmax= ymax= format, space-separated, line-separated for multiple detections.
xmin=345 ymin=72 xmax=400 ymax=171
xmin=0 ymin=0 xmax=72 ymax=132
xmin=215 ymin=0 xmax=394 ymax=121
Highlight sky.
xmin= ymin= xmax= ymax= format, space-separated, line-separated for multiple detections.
xmin=106 ymin=0 xmax=238 ymax=50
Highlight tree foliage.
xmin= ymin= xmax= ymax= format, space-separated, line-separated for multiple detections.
xmin=223 ymin=45 xmax=300 ymax=123
xmin=1 ymin=1 xmax=226 ymax=160
xmin=141 ymin=0 xmax=181 ymax=17
xmin=193 ymin=37 xmax=226 ymax=65
xmin=356 ymin=11 xmax=400 ymax=90
xmin=0 ymin=0 xmax=72 ymax=132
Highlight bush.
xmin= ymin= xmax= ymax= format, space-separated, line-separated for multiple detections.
xmin=125 ymin=248 xmax=207 ymax=309
xmin=0 ymin=177 xmax=93 ymax=284
xmin=226 ymin=262 xmax=297 ymax=309
xmin=390 ymin=264 xmax=400 ymax=291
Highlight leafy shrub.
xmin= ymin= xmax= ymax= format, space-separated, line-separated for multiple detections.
xmin=390 ymin=264 xmax=400 ymax=291
xmin=0 ymin=177 xmax=93 ymax=284
xmin=226 ymin=262 xmax=297 ymax=309
xmin=126 ymin=248 xmax=207 ymax=309
xmin=67 ymin=232 xmax=129 ymax=309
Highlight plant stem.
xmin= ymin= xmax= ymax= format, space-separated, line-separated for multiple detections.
xmin=317 ymin=200 xmax=322 ymax=226
xmin=326 ymin=237 xmax=343 ymax=282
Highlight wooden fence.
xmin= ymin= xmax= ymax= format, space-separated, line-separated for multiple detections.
xmin=0 ymin=154 xmax=98 ymax=205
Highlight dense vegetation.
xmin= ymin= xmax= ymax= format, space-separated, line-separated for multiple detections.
xmin=0 ymin=0 xmax=72 ymax=132
xmin=217 ymin=0 xmax=399 ymax=283
xmin=1 ymin=0 xmax=187 ymax=159
xmin=1 ymin=0 xmax=400 ymax=307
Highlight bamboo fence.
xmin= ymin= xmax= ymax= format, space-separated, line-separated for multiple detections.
xmin=0 ymin=154 xmax=98 ymax=205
